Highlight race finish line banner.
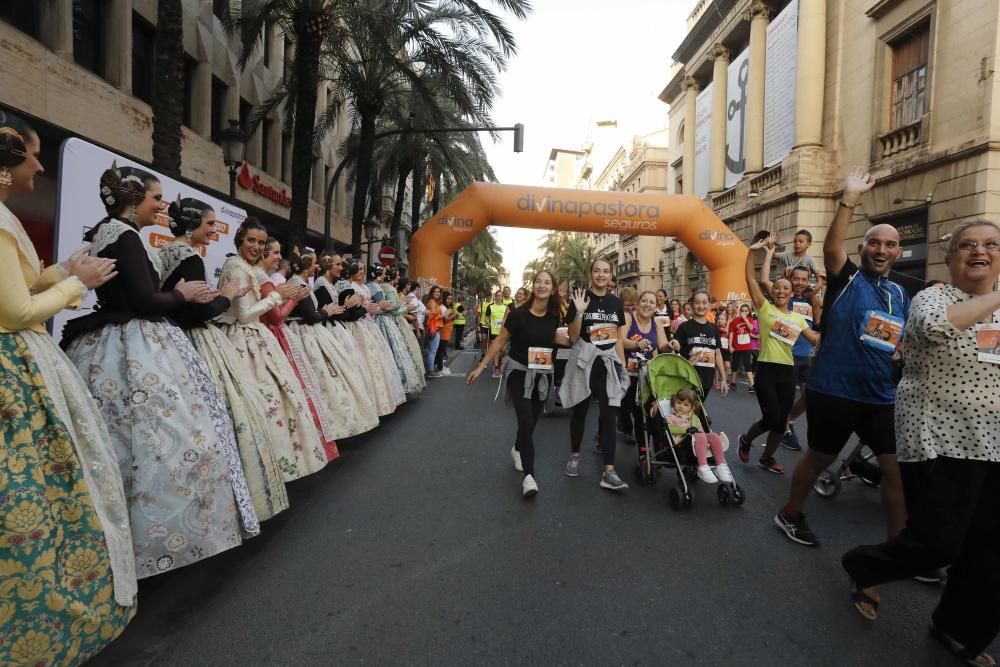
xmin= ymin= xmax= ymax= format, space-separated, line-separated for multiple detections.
xmin=52 ymin=138 xmax=248 ymax=344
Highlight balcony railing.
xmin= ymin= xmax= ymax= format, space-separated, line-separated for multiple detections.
xmin=616 ymin=260 xmax=640 ymax=277
xmin=749 ymin=164 xmax=782 ymax=195
xmin=878 ymin=117 xmax=925 ymax=159
xmin=712 ymin=188 xmax=736 ymax=211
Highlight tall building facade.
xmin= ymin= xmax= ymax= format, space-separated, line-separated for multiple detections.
xmin=0 ymin=1 xmax=405 ymax=264
xmin=660 ymin=0 xmax=1000 ymax=297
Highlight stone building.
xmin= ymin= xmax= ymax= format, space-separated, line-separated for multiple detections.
xmin=659 ymin=0 xmax=1000 ymax=298
xmin=0 ymin=1 xmax=402 ymax=264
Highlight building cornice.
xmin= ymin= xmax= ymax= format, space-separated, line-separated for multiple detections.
xmin=672 ymin=0 xmax=740 ymax=64
xmin=865 ymin=0 xmax=906 ymax=18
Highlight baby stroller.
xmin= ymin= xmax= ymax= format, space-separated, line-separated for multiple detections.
xmin=813 ymin=439 xmax=882 ymax=498
xmin=636 ymin=354 xmax=746 ymax=510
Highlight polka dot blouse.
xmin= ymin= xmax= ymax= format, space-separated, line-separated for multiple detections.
xmin=896 ymin=284 xmax=1000 ymax=463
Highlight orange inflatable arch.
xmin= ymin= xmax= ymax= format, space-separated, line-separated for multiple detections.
xmin=409 ymin=183 xmax=749 ymax=302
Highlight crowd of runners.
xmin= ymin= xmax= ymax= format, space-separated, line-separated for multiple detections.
xmin=468 ymin=167 xmax=1000 ymax=666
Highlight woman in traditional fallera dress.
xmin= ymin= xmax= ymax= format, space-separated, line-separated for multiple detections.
xmin=0 ymin=112 xmax=136 ymax=667
xmin=369 ymin=265 xmax=426 ymax=394
xmin=256 ymin=239 xmax=338 ymax=461
xmin=284 ymin=252 xmax=380 ymax=438
xmin=158 ymin=198 xmax=289 ymax=523
xmin=215 ymin=218 xmax=330 ymax=481
xmin=315 ymin=254 xmax=401 ymax=416
xmin=383 ymin=267 xmax=426 ymax=379
xmin=62 ymin=164 xmax=248 ymax=579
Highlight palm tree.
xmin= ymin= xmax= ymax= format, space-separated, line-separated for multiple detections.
xmin=458 ymin=227 xmax=503 ymax=296
xmin=521 ymin=258 xmax=547 ymax=286
xmin=559 ymin=235 xmax=598 ymax=287
xmin=228 ymin=0 xmax=341 ymax=252
xmin=151 ymin=0 xmax=184 ymax=176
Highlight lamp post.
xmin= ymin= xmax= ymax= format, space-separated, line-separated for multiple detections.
xmin=218 ymin=119 xmax=249 ymax=202
xmin=360 ymin=216 xmax=381 ymax=264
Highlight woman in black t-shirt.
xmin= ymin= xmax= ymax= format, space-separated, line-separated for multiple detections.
xmin=674 ymin=289 xmax=730 ymax=400
xmin=469 ymin=270 xmax=569 ymax=498
xmin=562 ymin=258 xmax=630 ymax=491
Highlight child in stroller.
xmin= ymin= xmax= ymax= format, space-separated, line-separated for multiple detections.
xmin=666 ymin=388 xmax=734 ymax=484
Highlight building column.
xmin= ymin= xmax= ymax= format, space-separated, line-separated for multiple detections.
xmin=682 ymin=76 xmax=699 ymax=194
xmin=191 ymin=61 xmax=212 ymax=138
xmin=39 ymin=0 xmax=73 ymax=58
xmin=793 ymin=0 xmax=826 ymax=149
xmin=266 ymin=115 xmax=282 ymax=176
xmin=312 ymin=156 xmax=326 ymax=202
xmin=745 ymin=2 xmax=772 ymax=175
xmin=709 ymin=44 xmax=730 ymax=194
xmin=105 ymin=0 xmax=132 ymax=92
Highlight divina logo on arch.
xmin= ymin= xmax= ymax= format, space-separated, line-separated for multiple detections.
xmin=516 ymin=193 xmax=660 ymax=222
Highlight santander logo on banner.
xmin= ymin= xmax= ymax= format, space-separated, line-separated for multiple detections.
xmin=237 ymin=162 xmax=292 ymax=208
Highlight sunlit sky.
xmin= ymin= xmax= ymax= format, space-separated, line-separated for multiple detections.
xmin=481 ymin=0 xmax=692 ymax=286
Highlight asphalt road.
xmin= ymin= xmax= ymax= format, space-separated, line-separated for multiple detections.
xmin=89 ymin=348 xmax=990 ymax=666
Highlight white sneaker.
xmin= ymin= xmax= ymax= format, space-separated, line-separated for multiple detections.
xmin=440 ymin=367 xmax=452 ymax=375
xmin=522 ymin=474 xmax=538 ymax=497
xmin=511 ymin=446 xmax=523 ymax=472
xmin=715 ymin=463 xmax=734 ymax=484
xmin=696 ymin=465 xmax=719 ymax=484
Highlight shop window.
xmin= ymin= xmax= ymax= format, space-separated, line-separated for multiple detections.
xmin=211 ymin=76 xmax=229 ymax=144
xmin=182 ymin=56 xmax=197 ymax=128
xmin=131 ymin=13 xmax=156 ymax=104
xmin=73 ymin=0 xmax=106 ymax=78
xmin=890 ymin=22 xmax=930 ymax=129
xmin=0 ymin=4 xmax=41 ymax=40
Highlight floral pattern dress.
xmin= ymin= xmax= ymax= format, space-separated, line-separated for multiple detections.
xmin=215 ymin=256 xmax=329 ymax=481
xmin=369 ymin=280 xmax=425 ymax=394
xmin=63 ymin=218 xmax=244 ymax=579
xmin=383 ymin=282 xmax=426 ymax=382
xmin=283 ymin=275 xmax=379 ymax=439
xmin=0 ymin=202 xmax=136 ymax=666
xmin=159 ymin=242 xmax=289 ymax=523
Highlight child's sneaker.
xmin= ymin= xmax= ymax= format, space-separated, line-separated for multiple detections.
xmin=715 ymin=462 xmax=734 ymax=483
xmin=696 ymin=465 xmax=719 ymax=484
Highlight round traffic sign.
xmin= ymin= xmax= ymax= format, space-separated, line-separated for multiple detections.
xmin=378 ymin=245 xmax=397 ymax=266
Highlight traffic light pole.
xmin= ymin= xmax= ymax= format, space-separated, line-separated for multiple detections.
xmin=322 ymin=124 xmax=524 ymax=253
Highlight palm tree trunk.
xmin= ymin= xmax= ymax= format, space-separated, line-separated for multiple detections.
xmin=389 ymin=164 xmax=411 ymax=240
xmin=410 ymin=155 xmax=426 ymax=233
xmin=151 ymin=0 xmax=184 ymax=177
xmin=350 ymin=111 xmax=377 ymax=254
xmin=288 ymin=18 xmax=323 ymax=253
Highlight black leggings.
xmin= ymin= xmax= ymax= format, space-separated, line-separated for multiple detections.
xmin=618 ymin=376 xmax=645 ymax=446
xmin=752 ymin=361 xmax=796 ymax=434
xmin=570 ymin=362 xmax=618 ymax=467
xmin=434 ymin=337 xmax=449 ymax=370
xmin=507 ymin=371 xmax=544 ymax=476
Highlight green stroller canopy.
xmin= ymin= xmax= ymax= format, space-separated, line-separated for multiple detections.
xmin=641 ymin=354 xmax=705 ymax=405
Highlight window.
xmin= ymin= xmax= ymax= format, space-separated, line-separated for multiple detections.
xmin=73 ymin=0 xmax=105 ymax=77
xmin=261 ymin=118 xmax=273 ymax=173
xmin=211 ymin=76 xmax=228 ymax=144
xmin=182 ymin=56 xmax=198 ymax=128
xmin=0 ymin=4 xmax=41 ymax=40
xmin=213 ymin=0 xmax=229 ymax=21
xmin=131 ymin=13 xmax=156 ymax=104
xmin=890 ymin=23 xmax=929 ymax=129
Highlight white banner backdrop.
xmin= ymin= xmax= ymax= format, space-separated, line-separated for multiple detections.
xmin=725 ymin=47 xmax=750 ymax=189
xmin=763 ymin=0 xmax=799 ymax=167
xmin=52 ymin=138 xmax=247 ymax=343
xmin=693 ymin=82 xmax=713 ymax=198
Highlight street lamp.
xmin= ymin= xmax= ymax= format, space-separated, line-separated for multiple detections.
xmin=361 ymin=215 xmax=380 ymax=263
xmin=218 ymin=119 xmax=249 ymax=201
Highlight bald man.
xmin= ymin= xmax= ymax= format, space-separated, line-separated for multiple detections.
xmin=775 ymin=168 xmax=911 ymax=554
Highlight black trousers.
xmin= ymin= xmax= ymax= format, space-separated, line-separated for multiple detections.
xmin=507 ymin=370 xmax=543 ymax=476
xmin=752 ymin=361 xmax=795 ymax=434
xmin=570 ymin=362 xmax=618 ymax=467
xmin=843 ymin=457 xmax=1000 ymax=656
xmin=434 ymin=337 xmax=449 ymax=370
xmin=618 ymin=376 xmax=645 ymax=446
xmin=453 ymin=323 xmax=465 ymax=349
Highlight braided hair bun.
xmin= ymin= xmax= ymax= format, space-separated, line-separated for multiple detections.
xmin=167 ymin=197 xmax=213 ymax=237
xmin=0 ymin=110 xmax=34 ymax=169
xmin=289 ymin=252 xmax=316 ymax=275
xmin=343 ymin=256 xmax=364 ymax=280
xmin=366 ymin=264 xmax=384 ymax=281
xmin=234 ymin=216 xmax=266 ymax=249
xmin=99 ymin=163 xmax=150 ymax=215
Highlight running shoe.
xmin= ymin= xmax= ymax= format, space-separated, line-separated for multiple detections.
xmin=522 ymin=475 xmax=538 ymax=498
xmin=564 ymin=457 xmax=581 ymax=477
xmin=600 ymin=470 xmax=629 ymax=491
xmin=440 ymin=367 xmax=452 ymax=376
xmin=738 ymin=434 xmax=752 ymax=463
xmin=774 ymin=511 xmax=820 ymax=546
xmin=914 ymin=569 xmax=944 ymax=584
xmin=748 ymin=384 xmax=756 ymax=394
xmin=427 ymin=371 xmax=442 ymax=378
xmin=758 ymin=456 xmax=785 ymax=474
xmin=781 ymin=427 xmax=802 ymax=451
xmin=491 ymin=370 xmax=501 ymax=379
xmin=511 ymin=446 xmax=522 ymax=472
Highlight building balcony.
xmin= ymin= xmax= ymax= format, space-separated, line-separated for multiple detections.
xmin=616 ymin=260 xmax=640 ymax=278
xmin=877 ymin=116 xmax=927 ymax=160
xmin=711 ymin=188 xmax=736 ymax=211
xmin=749 ymin=164 xmax=783 ymax=196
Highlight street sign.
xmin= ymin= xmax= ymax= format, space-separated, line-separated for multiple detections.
xmin=378 ymin=246 xmax=397 ymax=266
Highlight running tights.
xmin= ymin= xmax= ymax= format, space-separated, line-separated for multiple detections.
xmin=619 ymin=376 xmax=646 ymax=446
xmin=570 ymin=362 xmax=618 ymax=467
xmin=752 ymin=361 xmax=796 ymax=434
xmin=507 ymin=370 xmax=544 ymax=476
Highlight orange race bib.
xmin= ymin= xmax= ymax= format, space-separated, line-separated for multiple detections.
xmin=792 ymin=301 xmax=814 ymax=320
xmin=769 ymin=318 xmax=802 ymax=346
xmin=689 ymin=346 xmax=716 ymax=367
xmin=859 ymin=310 xmax=903 ymax=353
xmin=589 ymin=322 xmax=619 ymax=344
xmin=528 ymin=347 xmax=554 ymax=370
xmin=975 ymin=323 xmax=1000 ymax=364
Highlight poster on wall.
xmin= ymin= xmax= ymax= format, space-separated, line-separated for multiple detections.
xmin=725 ymin=47 xmax=750 ymax=189
xmin=763 ymin=0 xmax=799 ymax=167
xmin=693 ymin=82 xmax=713 ymax=198
xmin=52 ymin=138 xmax=248 ymax=343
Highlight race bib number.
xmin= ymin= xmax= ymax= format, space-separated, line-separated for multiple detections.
xmin=720 ymin=337 xmax=729 ymax=350
xmin=769 ymin=318 xmax=802 ymax=346
xmin=975 ymin=323 xmax=1000 ymax=364
xmin=689 ymin=346 xmax=716 ymax=367
xmin=792 ymin=301 xmax=814 ymax=320
xmin=859 ymin=310 xmax=903 ymax=353
xmin=589 ymin=322 xmax=619 ymax=344
xmin=627 ymin=358 xmax=638 ymax=374
xmin=737 ymin=333 xmax=750 ymax=346
xmin=654 ymin=315 xmax=670 ymax=328
xmin=528 ymin=347 xmax=554 ymax=370
xmin=493 ymin=319 xmax=504 ymax=330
